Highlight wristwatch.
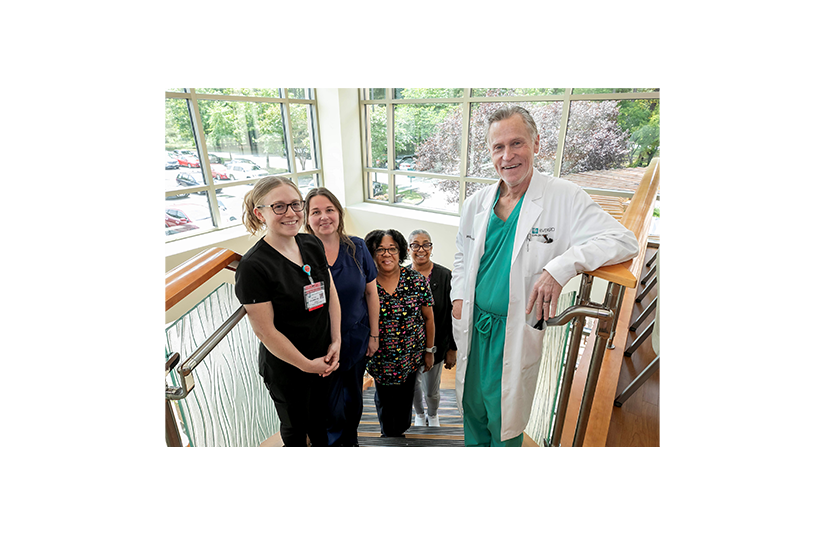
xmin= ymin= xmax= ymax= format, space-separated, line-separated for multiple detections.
xmin=424 ymin=346 xmax=437 ymax=354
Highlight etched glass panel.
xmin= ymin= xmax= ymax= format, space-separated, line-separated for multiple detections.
xmin=165 ymin=283 xmax=279 ymax=447
xmin=525 ymin=290 xmax=576 ymax=446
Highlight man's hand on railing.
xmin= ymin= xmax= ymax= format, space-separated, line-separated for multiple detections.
xmin=527 ymin=270 xmax=563 ymax=322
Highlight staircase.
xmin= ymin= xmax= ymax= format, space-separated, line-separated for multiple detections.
xmin=357 ymin=387 xmax=465 ymax=447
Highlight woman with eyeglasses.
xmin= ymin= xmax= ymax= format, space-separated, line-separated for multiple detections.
xmin=304 ymin=187 xmax=379 ymax=446
xmin=407 ymin=229 xmax=458 ymax=428
xmin=364 ymin=229 xmax=435 ymax=438
xmin=234 ymin=176 xmax=341 ymax=447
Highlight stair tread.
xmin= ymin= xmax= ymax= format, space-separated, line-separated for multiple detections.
xmin=358 ymin=387 xmax=465 ymax=446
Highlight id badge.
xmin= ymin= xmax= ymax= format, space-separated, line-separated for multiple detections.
xmin=304 ymin=281 xmax=326 ymax=311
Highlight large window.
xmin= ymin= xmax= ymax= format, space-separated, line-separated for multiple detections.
xmin=360 ymin=88 xmax=659 ymax=215
xmin=165 ymin=88 xmax=322 ymax=241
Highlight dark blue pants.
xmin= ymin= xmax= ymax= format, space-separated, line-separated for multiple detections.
xmin=374 ymin=372 xmax=417 ymax=437
xmin=327 ymin=356 xmax=368 ymax=446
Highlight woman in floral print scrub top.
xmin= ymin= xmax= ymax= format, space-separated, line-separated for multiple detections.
xmin=364 ymin=229 xmax=435 ymax=438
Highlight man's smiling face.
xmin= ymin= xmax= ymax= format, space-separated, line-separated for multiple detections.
xmin=488 ymin=114 xmax=539 ymax=189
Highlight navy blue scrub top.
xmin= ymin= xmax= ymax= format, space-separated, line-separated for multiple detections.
xmin=330 ymin=236 xmax=377 ymax=371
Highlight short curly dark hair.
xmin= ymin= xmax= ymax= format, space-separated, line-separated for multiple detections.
xmin=364 ymin=229 xmax=408 ymax=264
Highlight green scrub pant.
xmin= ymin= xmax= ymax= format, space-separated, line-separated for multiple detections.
xmin=462 ymin=304 xmax=523 ymax=447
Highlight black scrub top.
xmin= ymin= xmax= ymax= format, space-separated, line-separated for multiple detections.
xmin=235 ymin=233 xmax=332 ymax=376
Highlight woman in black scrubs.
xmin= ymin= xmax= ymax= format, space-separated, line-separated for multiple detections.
xmin=407 ymin=229 xmax=457 ymax=427
xmin=234 ymin=176 xmax=341 ymax=446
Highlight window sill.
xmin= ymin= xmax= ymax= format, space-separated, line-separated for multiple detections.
xmin=346 ymin=201 xmax=461 ymax=228
xmin=165 ymin=224 xmax=250 ymax=259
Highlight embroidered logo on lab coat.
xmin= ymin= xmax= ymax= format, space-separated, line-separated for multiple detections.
xmin=530 ymin=227 xmax=555 ymax=243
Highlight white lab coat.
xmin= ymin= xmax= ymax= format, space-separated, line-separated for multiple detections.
xmin=450 ymin=171 xmax=639 ymax=441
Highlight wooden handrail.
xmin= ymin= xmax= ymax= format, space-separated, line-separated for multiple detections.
xmin=584 ymin=158 xmax=660 ymax=288
xmin=165 ymin=247 xmax=242 ymax=311
xmin=577 ymin=158 xmax=660 ymax=447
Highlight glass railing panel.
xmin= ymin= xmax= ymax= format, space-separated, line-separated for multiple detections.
xmin=165 ymin=283 xmax=279 ymax=447
xmin=525 ymin=290 xmax=576 ymax=446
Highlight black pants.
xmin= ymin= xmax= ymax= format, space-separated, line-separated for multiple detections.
xmin=374 ymin=372 xmax=417 ymax=437
xmin=327 ymin=356 xmax=368 ymax=446
xmin=262 ymin=357 xmax=330 ymax=447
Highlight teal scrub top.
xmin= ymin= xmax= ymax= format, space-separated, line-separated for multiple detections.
xmin=474 ymin=188 xmax=525 ymax=314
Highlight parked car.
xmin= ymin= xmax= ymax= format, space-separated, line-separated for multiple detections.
xmin=165 ymin=208 xmax=193 ymax=227
xmin=210 ymin=162 xmax=230 ymax=180
xmin=206 ymin=154 xmax=230 ymax=179
xmin=173 ymin=149 xmax=200 ymax=168
xmin=397 ymin=155 xmax=415 ymax=172
xmin=179 ymin=154 xmax=200 ymax=168
xmin=165 ymin=152 xmax=179 ymax=170
xmin=175 ymin=170 xmax=223 ymax=194
xmin=226 ymin=162 xmax=269 ymax=180
xmin=225 ymin=158 xmax=258 ymax=167
xmin=166 ymin=201 xmax=237 ymax=229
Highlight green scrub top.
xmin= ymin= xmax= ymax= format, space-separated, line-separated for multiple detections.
xmin=475 ymin=188 xmax=525 ymax=313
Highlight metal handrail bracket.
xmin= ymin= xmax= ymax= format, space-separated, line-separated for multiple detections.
xmin=165 ymin=305 xmax=248 ymax=401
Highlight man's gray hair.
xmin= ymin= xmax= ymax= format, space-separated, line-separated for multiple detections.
xmin=485 ymin=105 xmax=538 ymax=147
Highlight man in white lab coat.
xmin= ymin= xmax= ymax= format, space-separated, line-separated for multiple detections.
xmin=450 ymin=106 xmax=639 ymax=446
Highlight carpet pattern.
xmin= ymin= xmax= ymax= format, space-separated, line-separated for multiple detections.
xmin=357 ymin=387 xmax=465 ymax=447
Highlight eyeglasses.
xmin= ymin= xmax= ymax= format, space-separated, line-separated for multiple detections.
xmin=375 ymin=246 xmax=399 ymax=256
xmin=257 ymin=200 xmax=305 ymax=215
xmin=409 ymin=243 xmax=432 ymax=251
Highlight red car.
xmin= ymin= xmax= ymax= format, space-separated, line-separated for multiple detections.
xmin=173 ymin=150 xmax=200 ymax=168
xmin=179 ymin=154 xmax=200 ymax=168
xmin=165 ymin=208 xmax=193 ymax=227
xmin=211 ymin=163 xmax=229 ymax=180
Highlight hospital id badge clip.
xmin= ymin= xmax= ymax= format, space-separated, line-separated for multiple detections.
xmin=304 ymin=281 xmax=326 ymax=311
xmin=302 ymin=264 xmax=326 ymax=311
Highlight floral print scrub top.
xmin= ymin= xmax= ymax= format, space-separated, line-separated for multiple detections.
xmin=368 ymin=266 xmax=434 ymax=386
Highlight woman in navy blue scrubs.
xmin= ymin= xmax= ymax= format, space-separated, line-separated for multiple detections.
xmin=304 ymin=188 xmax=379 ymax=446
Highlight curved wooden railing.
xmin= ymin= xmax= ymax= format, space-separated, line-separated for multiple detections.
xmin=560 ymin=158 xmax=660 ymax=447
xmin=166 ymin=247 xmax=242 ymax=311
xmin=586 ymin=157 xmax=660 ymax=288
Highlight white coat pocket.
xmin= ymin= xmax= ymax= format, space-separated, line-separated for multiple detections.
xmin=521 ymin=320 xmax=545 ymax=372
xmin=526 ymin=241 xmax=558 ymax=275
